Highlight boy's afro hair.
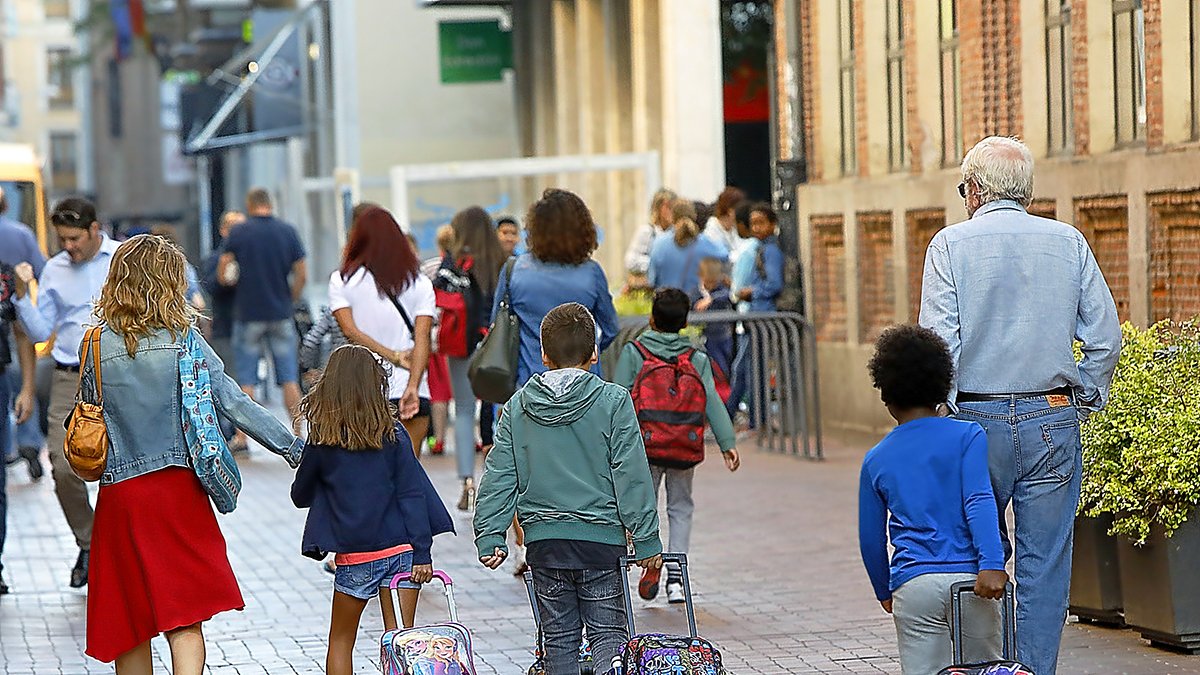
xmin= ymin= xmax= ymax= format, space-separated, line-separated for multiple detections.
xmin=867 ymin=325 xmax=954 ymax=409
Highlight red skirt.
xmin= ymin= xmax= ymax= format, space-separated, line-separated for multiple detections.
xmin=428 ymin=353 xmax=453 ymax=403
xmin=86 ymin=466 xmax=245 ymax=663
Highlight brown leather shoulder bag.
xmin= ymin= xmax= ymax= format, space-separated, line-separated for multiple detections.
xmin=64 ymin=326 xmax=108 ymax=482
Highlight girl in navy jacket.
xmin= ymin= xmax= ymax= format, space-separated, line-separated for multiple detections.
xmin=292 ymin=345 xmax=454 ymax=675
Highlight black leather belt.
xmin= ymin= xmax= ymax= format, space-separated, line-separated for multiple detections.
xmin=54 ymin=362 xmax=80 ymax=373
xmin=957 ymin=387 xmax=1072 ymax=403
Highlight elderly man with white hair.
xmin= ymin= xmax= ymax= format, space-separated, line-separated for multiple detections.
xmin=919 ymin=136 xmax=1121 ymax=675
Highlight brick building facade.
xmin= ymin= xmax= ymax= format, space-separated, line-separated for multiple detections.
xmin=775 ymin=0 xmax=1200 ymax=433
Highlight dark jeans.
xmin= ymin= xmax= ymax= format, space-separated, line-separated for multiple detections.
xmin=532 ymin=567 xmax=627 ymax=675
xmin=479 ymin=402 xmax=495 ymax=448
xmin=0 ymin=370 xmax=9 ymax=574
xmin=726 ymin=334 xmax=766 ymax=428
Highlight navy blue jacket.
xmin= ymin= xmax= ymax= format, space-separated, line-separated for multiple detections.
xmin=291 ymin=426 xmax=454 ymax=564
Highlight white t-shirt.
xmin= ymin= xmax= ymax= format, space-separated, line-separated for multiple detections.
xmin=328 ymin=268 xmax=436 ymax=400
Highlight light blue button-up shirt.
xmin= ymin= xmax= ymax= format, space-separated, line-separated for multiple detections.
xmin=919 ymin=200 xmax=1122 ymax=414
xmin=16 ymin=234 xmax=120 ymax=366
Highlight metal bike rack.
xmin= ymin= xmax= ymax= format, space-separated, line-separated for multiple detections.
xmin=602 ymin=310 xmax=823 ymax=460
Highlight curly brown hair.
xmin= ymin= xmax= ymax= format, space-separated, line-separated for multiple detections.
xmin=525 ymin=189 xmax=598 ymax=265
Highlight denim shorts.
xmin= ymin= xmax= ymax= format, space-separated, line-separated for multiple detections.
xmin=232 ymin=319 xmax=299 ymax=386
xmin=333 ymin=551 xmax=419 ymax=600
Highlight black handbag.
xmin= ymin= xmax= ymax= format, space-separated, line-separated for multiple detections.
xmin=468 ymin=258 xmax=520 ymax=403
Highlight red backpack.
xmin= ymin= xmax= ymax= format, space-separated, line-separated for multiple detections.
xmin=433 ymin=257 xmax=480 ymax=359
xmin=629 ymin=341 xmax=708 ymax=468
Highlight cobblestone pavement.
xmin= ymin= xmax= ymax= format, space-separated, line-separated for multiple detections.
xmin=3 ymin=422 xmax=1200 ymax=674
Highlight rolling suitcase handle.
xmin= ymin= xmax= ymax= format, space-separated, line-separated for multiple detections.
xmin=618 ymin=553 xmax=698 ymax=638
xmin=391 ymin=570 xmax=459 ymax=622
xmin=949 ymin=580 xmax=1017 ymax=664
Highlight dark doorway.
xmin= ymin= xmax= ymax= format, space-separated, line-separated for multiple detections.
xmin=721 ymin=1 xmax=773 ymax=201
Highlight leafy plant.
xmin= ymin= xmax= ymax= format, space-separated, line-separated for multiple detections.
xmin=1079 ymin=320 xmax=1200 ymax=545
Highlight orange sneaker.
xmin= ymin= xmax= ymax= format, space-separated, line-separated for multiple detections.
xmin=638 ymin=564 xmax=661 ymax=600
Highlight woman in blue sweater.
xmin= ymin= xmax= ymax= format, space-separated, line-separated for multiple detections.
xmin=858 ymin=325 xmax=1008 ymax=675
xmin=647 ymin=199 xmax=728 ymax=299
xmin=491 ymin=189 xmax=620 ymax=388
xmin=292 ymin=345 xmax=454 ymax=675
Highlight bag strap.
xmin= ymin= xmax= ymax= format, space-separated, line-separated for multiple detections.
xmin=388 ymin=294 xmax=415 ymax=334
xmin=79 ymin=326 xmax=103 ymax=405
xmin=499 ymin=257 xmax=516 ymax=308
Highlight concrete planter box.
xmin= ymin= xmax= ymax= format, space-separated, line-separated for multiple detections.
xmin=1069 ymin=515 xmax=1125 ymax=627
xmin=1118 ymin=516 xmax=1200 ymax=653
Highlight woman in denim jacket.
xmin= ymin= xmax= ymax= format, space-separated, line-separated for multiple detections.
xmin=82 ymin=235 xmax=302 ymax=673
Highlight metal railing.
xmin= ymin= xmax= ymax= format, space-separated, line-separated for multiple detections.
xmin=601 ymin=310 xmax=823 ymax=460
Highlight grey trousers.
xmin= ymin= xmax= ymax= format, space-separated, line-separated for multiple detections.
xmin=892 ymin=572 xmax=1002 ymax=675
xmin=47 ymin=369 xmax=94 ymax=551
xmin=649 ymin=464 xmax=694 ymax=577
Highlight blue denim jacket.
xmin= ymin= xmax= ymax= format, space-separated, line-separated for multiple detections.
xmin=919 ymin=200 xmax=1122 ymax=414
xmin=86 ymin=326 xmax=302 ymax=485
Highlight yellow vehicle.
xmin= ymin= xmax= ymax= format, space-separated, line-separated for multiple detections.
xmin=0 ymin=142 xmax=49 ymax=255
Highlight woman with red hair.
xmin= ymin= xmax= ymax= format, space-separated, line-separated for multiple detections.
xmin=328 ymin=206 xmax=435 ymax=447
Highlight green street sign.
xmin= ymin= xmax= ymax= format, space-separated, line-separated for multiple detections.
xmin=439 ymin=20 xmax=513 ymax=84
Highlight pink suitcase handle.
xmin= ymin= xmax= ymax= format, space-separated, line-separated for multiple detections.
xmin=388 ymin=570 xmax=458 ymax=622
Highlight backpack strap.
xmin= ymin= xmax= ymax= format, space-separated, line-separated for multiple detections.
xmin=632 ymin=340 xmax=653 ymax=361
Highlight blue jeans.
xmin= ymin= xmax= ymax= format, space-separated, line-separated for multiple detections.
xmin=955 ymin=395 xmax=1082 ymax=675
xmin=232 ymin=320 xmax=299 ymax=386
xmin=532 ymin=567 xmax=627 ymax=675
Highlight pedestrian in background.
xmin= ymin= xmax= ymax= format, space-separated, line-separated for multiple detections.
xmin=737 ymin=203 xmax=784 ymax=311
xmin=441 ymin=206 xmax=506 ymax=511
xmin=694 ymin=257 xmax=734 ymax=380
xmin=623 ymin=187 xmax=677 ymax=286
xmin=475 ymin=302 xmax=663 ymax=674
xmin=858 ymin=325 xmax=1007 ymax=675
xmin=492 ymin=188 xmax=620 ymax=389
xmin=13 ymin=197 xmax=118 ymax=589
xmin=201 ymin=211 xmax=246 ymax=374
xmin=0 ymin=184 xmax=45 ymax=483
xmin=83 ymin=234 xmax=302 ymax=672
xmin=329 ymin=206 xmax=435 ymax=450
xmin=701 ymin=186 xmax=746 ymax=257
xmin=218 ymin=189 xmax=308 ymax=450
xmin=496 ymin=215 xmax=522 ymax=257
xmin=422 ymin=224 xmax=457 ymax=456
xmin=292 ymin=345 xmax=454 ymax=675
xmin=920 ymin=136 xmax=1121 ymax=675
xmin=0 ymin=259 xmax=36 ymax=595
xmin=648 ymin=199 xmax=728 ymax=299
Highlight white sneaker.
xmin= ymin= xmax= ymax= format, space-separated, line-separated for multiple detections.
xmin=666 ymin=581 xmax=685 ymax=604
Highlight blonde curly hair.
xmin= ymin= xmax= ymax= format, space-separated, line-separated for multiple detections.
xmin=94 ymin=234 xmax=199 ymax=356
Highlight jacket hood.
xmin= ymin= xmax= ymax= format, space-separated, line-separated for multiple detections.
xmin=635 ymin=330 xmax=694 ymax=357
xmin=521 ymin=369 xmax=607 ymax=426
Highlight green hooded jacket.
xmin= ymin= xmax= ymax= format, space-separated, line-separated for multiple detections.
xmin=472 ymin=369 xmax=663 ymax=561
xmin=613 ymin=330 xmax=738 ymax=454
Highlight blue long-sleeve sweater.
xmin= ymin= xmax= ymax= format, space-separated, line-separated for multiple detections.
xmin=857 ymin=416 xmax=1005 ymax=602
xmin=748 ymin=236 xmax=784 ymax=312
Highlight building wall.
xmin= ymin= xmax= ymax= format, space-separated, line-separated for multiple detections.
xmin=354 ymin=0 xmax=519 ymax=232
xmin=782 ymin=0 xmax=1200 ymax=434
xmin=0 ymin=0 xmax=89 ymax=200
xmin=509 ymin=0 xmax=726 ymax=282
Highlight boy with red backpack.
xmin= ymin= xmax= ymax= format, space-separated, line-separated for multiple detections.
xmin=614 ymin=287 xmax=741 ymax=604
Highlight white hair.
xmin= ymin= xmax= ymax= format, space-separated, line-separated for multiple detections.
xmin=961 ymin=136 xmax=1034 ymax=206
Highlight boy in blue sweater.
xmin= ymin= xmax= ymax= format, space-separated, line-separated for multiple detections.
xmin=858 ymin=325 xmax=1008 ymax=675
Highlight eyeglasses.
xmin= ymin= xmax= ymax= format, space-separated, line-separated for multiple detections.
xmin=50 ymin=210 xmax=83 ymax=226
xmin=956 ymin=182 xmax=968 ymax=199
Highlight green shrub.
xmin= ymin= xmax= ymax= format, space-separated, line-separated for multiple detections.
xmin=1079 ymin=320 xmax=1200 ymax=545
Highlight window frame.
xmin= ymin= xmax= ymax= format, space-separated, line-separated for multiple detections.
xmin=939 ymin=0 xmax=963 ymax=167
xmin=48 ymin=131 xmax=78 ymax=193
xmin=1045 ymin=0 xmax=1073 ymax=155
xmin=45 ymin=47 xmax=75 ymax=110
xmin=838 ymin=0 xmax=857 ymax=176
xmin=1112 ymin=0 xmax=1147 ymax=147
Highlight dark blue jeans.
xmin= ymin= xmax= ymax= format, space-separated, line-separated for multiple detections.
xmin=532 ymin=567 xmax=627 ymax=674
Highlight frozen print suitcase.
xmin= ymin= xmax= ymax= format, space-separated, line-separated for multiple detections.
xmin=937 ymin=581 xmax=1035 ymax=675
xmin=380 ymin=570 xmax=479 ymax=675
xmin=615 ymin=553 xmax=726 ymax=675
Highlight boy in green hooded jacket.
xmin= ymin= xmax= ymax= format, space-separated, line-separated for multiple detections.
xmin=474 ymin=302 xmax=662 ymax=674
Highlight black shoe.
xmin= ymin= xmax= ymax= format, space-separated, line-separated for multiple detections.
xmin=69 ymin=550 xmax=89 ymax=588
xmin=0 ymin=572 xmax=9 ymax=595
xmin=19 ymin=446 xmax=42 ymax=481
